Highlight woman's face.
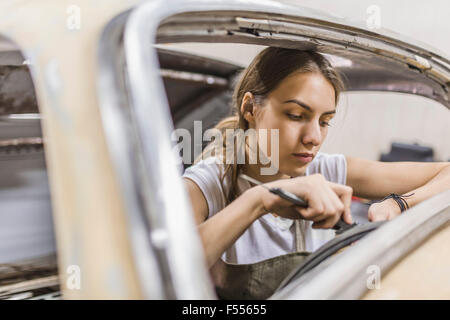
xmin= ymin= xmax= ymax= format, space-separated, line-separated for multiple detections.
xmin=249 ymin=71 xmax=337 ymax=178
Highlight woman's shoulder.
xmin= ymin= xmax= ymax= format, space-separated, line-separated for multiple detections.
xmin=183 ymin=156 xmax=226 ymax=178
xmin=182 ymin=156 xmax=230 ymax=217
xmin=306 ymin=152 xmax=347 ymax=185
xmin=312 ymin=152 xmax=346 ymax=162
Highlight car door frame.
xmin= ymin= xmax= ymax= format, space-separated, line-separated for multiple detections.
xmin=97 ymin=0 xmax=450 ymax=299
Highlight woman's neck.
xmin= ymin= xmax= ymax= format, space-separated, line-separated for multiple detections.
xmin=241 ymin=163 xmax=291 ymax=184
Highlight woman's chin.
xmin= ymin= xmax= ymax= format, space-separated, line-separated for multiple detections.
xmin=283 ymin=164 xmax=308 ymax=178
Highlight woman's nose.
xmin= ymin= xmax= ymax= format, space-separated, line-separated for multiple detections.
xmin=301 ymin=121 xmax=322 ymax=146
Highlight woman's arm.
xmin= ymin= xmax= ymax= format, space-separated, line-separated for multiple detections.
xmin=184 ymin=178 xmax=265 ymax=267
xmin=346 ymin=156 xmax=450 ymax=220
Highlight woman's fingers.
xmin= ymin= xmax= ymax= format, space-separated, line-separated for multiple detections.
xmin=263 ymin=174 xmax=353 ymax=229
xmin=299 ymin=191 xmax=339 ymax=223
xmin=329 ymin=182 xmax=354 ymax=224
xmin=312 ymin=215 xmax=340 ymax=229
xmin=297 ymin=207 xmax=327 ymax=222
xmin=298 ymin=182 xmax=352 ymax=228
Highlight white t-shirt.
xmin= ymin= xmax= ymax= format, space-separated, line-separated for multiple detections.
xmin=183 ymin=152 xmax=347 ymax=264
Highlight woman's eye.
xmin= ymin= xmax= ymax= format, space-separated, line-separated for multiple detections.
xmin=287 ymin=113 xmax=303 ymax=120
xmin=287 ymin=113 xmax=332 ymax=126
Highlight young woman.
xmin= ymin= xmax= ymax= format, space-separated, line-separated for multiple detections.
xmin=182 ymin=47 xmax=450 ymax=275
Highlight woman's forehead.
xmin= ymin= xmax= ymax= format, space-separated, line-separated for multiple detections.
xmin=268 ymin=72 xmax=336 ymax=112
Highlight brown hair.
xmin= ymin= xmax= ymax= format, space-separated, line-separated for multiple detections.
xmin=195 ymin=47 xmax=344 ymax=205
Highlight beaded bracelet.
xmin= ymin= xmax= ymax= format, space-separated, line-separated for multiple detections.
xmin=379 ymin=193 xmax=415 ymax=212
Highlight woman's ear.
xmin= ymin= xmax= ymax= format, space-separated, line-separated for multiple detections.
xmin=240 ymin=92 xmax=256 ymax=125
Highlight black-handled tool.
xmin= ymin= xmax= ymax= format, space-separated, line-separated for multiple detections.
xmin=333 ymin=219 xmax=357 ymax=234
xmin=266 ymin=187 xmax=308 ymax=208
xmin=240 ymin=174 xmax=356 ymax=233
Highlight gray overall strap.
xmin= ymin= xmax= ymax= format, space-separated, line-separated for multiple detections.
xmin=295 ymin=220 xmax=306 ymax=252
xmin=210 ymin=219 xmax=311 ymax=299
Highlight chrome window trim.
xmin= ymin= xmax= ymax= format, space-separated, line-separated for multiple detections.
xmin=123 ymin=2 xmax=219 ymax=300
xmin=152 ymin=3 xmax=450 ymax=108
xmin=97 ymin=10 xmax=169 ymax=299
xmin=271 ymin=190 xmax=450 ymax=299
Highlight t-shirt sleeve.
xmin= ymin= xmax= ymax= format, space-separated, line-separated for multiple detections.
xmin=306 ymin=152 xmax=347 ymax=185
xmin=182 ymin=157 xmax=228 ymax=218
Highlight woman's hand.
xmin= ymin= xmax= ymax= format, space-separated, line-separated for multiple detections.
xmin=368 ymin=199 xmax=402 ymax=222
xmin=256 ymin=173 xmax=353 ymax=229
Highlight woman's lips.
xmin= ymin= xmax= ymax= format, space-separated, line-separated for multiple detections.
xmin=292 ymin=153 xmax=314 ymax=163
